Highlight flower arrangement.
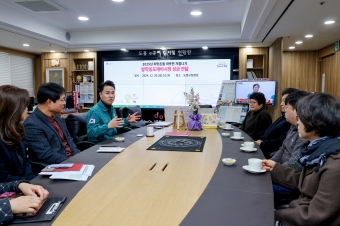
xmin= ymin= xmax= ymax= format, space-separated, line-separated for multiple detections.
xmin=184 ymin=87 xmax=200 ymax=113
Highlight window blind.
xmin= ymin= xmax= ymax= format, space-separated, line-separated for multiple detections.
xmin=0 ymin=52 xmax=11 ymax=86
xmin=0 ymin=52 xmax=34 ymax=96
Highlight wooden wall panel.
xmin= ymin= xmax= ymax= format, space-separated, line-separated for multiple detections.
xmin=268 ymin=38 xmax=282 ymax=120
xmin=239 ymin=47 xmax=268 ymax=79
xmin=319 ymin=43 xmax=336 ymax=58
xmin=321 ymin=53 xmax=339 ymax=98
xmin=41 ymin=52 xmax=70 ymax=89
xmin=282 ymin=51 xmax=319 ymax=93
xmin=0 ymin=46 xmax=37 ymax=59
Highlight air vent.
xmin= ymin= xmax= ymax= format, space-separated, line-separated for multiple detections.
xmin=175 ymin=0 xmax=228 ymax=4
xmin=6 ymin=0 xmax=73 ymax=12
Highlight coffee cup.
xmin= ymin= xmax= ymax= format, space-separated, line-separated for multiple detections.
xmin=244 ymin=142 xmax=255 ymax=150
xmin=147 ymin=126 xmax=154 ymax=136
xmin=233 ymin=132 xmax=241 ymax=138
xmin=225 ymin=123 xmax=232 ymax=129
xmin=248 ymin=158 xmax=262 ymax=171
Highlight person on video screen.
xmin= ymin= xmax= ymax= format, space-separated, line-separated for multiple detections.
xmin=247 ymin=83 xmax=260 ymax=99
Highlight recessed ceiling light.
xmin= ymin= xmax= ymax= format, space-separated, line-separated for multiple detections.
xmin=112 ymin=0 xmax=124 ymax=2
xmin=50 ymin=50 xmax=55 ymax=52
xmin=78 ymin=17 xmax=89 ymax=21
xmin=23 ymin=44 xmax=30 ymax=47
xmin=120 ymin=48 xmax=127 ymax=51
xmin=289 ymin=46 xmax=295 ymax=49
xmin=246 ymin=45 xmax=252 ymax=48
xmin=295 ymin=41 xmax=303 ymax=44
xmin=305 ymin=34 xmax=313 ymax=38
xmin=191 ymin=11 xmax=202 ymax=16
xmin=84 ymin=50 xmax=89 ymax=52
xmin=202 ymin=46 xmax=208 ymax=50
xmin=324 ymin=20 xmax=335 ymax=24
xmin=160 ymin=47 xmax=167 ymax=50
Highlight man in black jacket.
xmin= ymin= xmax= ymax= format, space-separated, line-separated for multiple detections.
xmin=255 ymin=88 xmax=298 ymax=158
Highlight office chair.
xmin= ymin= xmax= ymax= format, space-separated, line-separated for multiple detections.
xmin=199 ymin=105 xmax=212 ymax=108
xmin=65 ymin=113 xmax=96 ymax=151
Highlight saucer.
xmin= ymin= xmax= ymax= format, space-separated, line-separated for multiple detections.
xmin=240 ymin=147 xmax=257 ymax=152
xmin=230 ymin=136 xmax=244 ymax=140
xmin=223 ymin=128 xmax=233 ymax=131
xmin=242 ymin=165 xmax=266 ymax=174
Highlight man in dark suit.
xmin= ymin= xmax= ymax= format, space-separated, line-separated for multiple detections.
xmin=24 ymin=83 xmax=80 ymax=164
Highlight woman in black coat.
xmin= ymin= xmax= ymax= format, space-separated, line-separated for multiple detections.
xmin=0 ymin=85 xmax=36 ymax=182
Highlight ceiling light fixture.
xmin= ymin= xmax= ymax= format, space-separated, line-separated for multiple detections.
xmin=50 ymin=50 xmax=55 ymax=52
xmin=112 ymin=0 xmax=124 ymax=2
xmin=295 ymin=41 xmax=303 ymax=44
xmin=23 ymin=44 xmax=30 ymax=47
xmin=84 ymin=50 xmax=89 ymax=52
xmin=191 ymin=11 xmax=202 ymax=16
xmin=324 ymin=20 xmax=335 ymax=24
xmin=246 ymin=45 xmax=252 ymax=48
xmin=202 ymin=46 xmax=208 ymax=50
xmin=78 ymin=17 xmax=89 ymax=21
xmin=289 ymin=46 xmax=295 ymax=49
xmin=305 ymin=34 xmax=313 ymax=38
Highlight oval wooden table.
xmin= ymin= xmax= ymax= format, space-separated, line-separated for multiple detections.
xmin=12 ymin=125 xmax=274 ymax=226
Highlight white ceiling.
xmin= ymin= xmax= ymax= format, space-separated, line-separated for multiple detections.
xmin=0 ymin=0 xmax=339 ymax=54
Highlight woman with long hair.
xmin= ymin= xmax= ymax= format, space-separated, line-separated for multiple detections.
xmin=0 ymin=85 xmax=36 ymax=182
xmin=262 ymin=93 xmax=340 ymax=225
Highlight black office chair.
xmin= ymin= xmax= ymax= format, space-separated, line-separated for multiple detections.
xmin=199 ymin=105 xmax=212 ymax=108
xmin=65 ymin=113 xmax=96 ymax=151
xmin=119 ymin=105 xmax=148 ymax=129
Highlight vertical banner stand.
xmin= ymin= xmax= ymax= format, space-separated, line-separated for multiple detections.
xmin=173 ymin=110 xmax=187 ymax=130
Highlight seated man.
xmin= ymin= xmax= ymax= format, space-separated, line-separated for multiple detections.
xmin=24 ymin=83 xmax=80 ymax=164
xmin=247 ymin=83 xmax=260 ymax=99
xmin=269 ymin=91 xmax=310 ymax=205
xmin=255 ymin=88 xmax=298 ymax=158
xmin=87 ymin=80 xmax=140 ymax=143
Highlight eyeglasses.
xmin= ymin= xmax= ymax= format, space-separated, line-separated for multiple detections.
xmin=296 ymin=115 xmax=300 ymax=121
xmin=249 ymin=101 xmax=258 ymax=105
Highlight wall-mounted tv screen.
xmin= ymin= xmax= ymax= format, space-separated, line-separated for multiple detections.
xmin=235 ymin=81 xmax=276 ymax=105
xmin=103 ymin=59 xmax=231 ymax=108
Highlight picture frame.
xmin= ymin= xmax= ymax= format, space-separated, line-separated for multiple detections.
xmin=46 ymin=67 xmax=65 ymax=87
xmin=51 ymin=59 xmax=60 ymax=67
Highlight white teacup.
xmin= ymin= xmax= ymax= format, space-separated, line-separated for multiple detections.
xmin=147 ymin=126 xmax=154 ymax=136
xmin=224 ymin=123 xmax=232 ymax=129
xmin=233 ymin=132 xmax=241 ymax=138
xmin=244 ymin=142 xmax=255 ymax=150
xmin=248 ymin=158 xmax=262 ymax=172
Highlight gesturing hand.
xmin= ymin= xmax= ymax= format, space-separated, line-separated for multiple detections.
xmin=127 ymin=111 xmax=141 ymax=123
xmin=108 ymin=116 xmax=124 ymax=129
xmin=262 ymin=159 xmax=276 ymax=171
xmin=18 ymin=183 xmax=49 ymax=201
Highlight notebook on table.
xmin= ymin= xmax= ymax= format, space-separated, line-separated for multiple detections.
xmin=11 ymin=197 xmax=67 ymax=224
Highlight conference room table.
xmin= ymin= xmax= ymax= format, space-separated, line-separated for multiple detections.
xmin=12 ymin=125 xmax=274 ymax=226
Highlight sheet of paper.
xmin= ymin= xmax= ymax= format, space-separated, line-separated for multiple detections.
xmin=81 ymin=165 xmax=95 ymax=176
xmin=97 ymin=147 xmax=125 ymax=153
xmin=49 ymin=173 xmax=88 ymax=181
xmin=39 ymin=165 xmax=95 ymax=177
